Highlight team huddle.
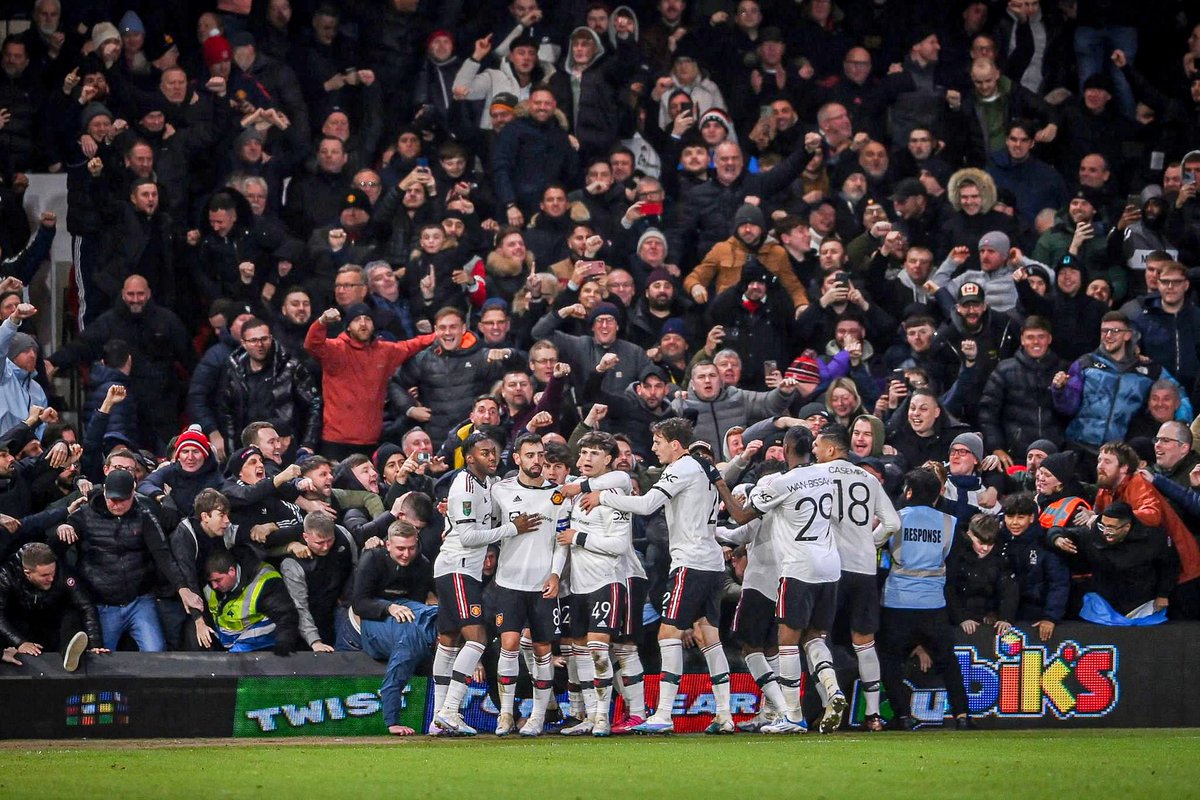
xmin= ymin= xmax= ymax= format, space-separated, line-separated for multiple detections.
xmin=427 ymin=416 xmax=899 ymax=736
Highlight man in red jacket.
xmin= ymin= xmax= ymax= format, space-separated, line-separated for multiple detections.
xmin=305 ymin=303 xmax=435 ymax=460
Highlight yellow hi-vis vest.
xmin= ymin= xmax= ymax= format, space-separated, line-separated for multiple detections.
xmin=205 ymin=564 xmax=280 ymax=634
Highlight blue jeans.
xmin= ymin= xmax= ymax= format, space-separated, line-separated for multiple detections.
xmin=1074 ymin=26 xmax=1138 ymax=119
xmin=97 ymin=595 xmax=167 ymax=652
xmin=360 ymin=601 xmax=438 ymax=726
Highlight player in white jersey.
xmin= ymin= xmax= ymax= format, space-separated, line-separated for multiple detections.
xmin=813 ymin=423 xmax=901 ymax=732
xmin=717 ymin=452 xmax=791 ymax=732
xmin=557 ymin=432 xmax=636 ymax=736
xmin=584 ymin=418 xmax=736 ymax=735
xmin=432 ymin=431 xmax=540 ymax=736
xmin=718 ymin=425 xmax=846 ymax=734
xmin=486 ymin=434 xmax=571 ymax=736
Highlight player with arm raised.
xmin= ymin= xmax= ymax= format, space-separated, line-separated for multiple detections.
xmin=488 ymin=433 xmax=570 ymax=736
xmin=556 ymin=431 xmax=634 ymax=736
xmin=716 ymin=425 xmax=847 ymax=734
xmin=812 ymin=423 xmax=901 ymax=732
xmin=580 ymin=417 xmax=735 ymax=735
xmin=432 ymin=430 xmax=541 ymax=736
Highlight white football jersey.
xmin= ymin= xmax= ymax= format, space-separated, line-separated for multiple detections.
xmin=819 ymin=459 xmax=901 ymax=575
xmin=602 ymin=455 xmax=724 ymax=572
xmin=434 ymin=469 xmax=512 ymax=580
xmin=491 ymin=477 xmax=570 ymax=592
xmin=719 ymin=513 xmax=779 ymax=600
xmin=567 ymin=471 xmax=634 ymax=594
xmin=748 ymin=464 xmax=841 ymax=584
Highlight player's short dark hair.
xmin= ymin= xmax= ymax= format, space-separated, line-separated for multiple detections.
xmin=466 ymin=426 xmax=504 ymax=453
xmin=304 ymin=511 xmax=336 ymax=537
xmin=543 ymin=441 xmax=571 ymax=466
xmin=513 ymin=432 xmax=543 ymax=453
xmin=904 ymin=468 xmax=942 ymax=507
xmin=968 ymin=513 xmax=1000 ymax=543
xmin=758 ymin=458 xmax=787 ymax=477
xmin=205 ymin=549 xmax=237 ymax=575
xmin=578 ymin=431 xmax=617 ymax=458
xmin=651 ymin=417 xmax=694 ymax=448
xmin=1003 ymin=492 xmax=1037 ymax=517
xmin=816 ymin=423 xmax=851 ymax=454
xmin=194 ymin=488 xmax=229 ymax=516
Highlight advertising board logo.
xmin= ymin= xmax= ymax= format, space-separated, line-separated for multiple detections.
xmin=959 ymin=631 xmax=1119 ymax=718
xmin=234 ymin=676 xmax=427 ymax=737
xmin=65 ymin=691 xmax=129 ymax=726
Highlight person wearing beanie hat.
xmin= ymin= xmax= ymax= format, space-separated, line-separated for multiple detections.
xmin=931 ymin=220 xmax=1031 ymax=314
xmin=950 ymin=432 xmax=984 ymax=465
xmin=637 ymin=229 xmax=668 ymax=257
xmin=91 ymin=22 xmax=120 ymax=52
xmin=203 ymin=35 xmax=232 ymax=70
xmin=586 ymin=301 xmax=620 ymax=327
xmin=978 ymin=230 xmax=1010 ymax=255
xmin=785 ymin=354 xmax=822 ymax=387
xmin=119 ymin=10 xmax=145 ymax=36
xmin=81 ymin=102 xmax=114 ymax=130
xmin=174 ymin=424 xmax=213 ymax=461
xmin=1030 ymin=188 xmax=1108 ymax=286
xmin=0 ymin=304 xmax=48 ymax=434
xmin=698 ymin=107 xmax=734 ymax=147
xmin=683 ymin=202 xmax=809 ymax=310
xmin=645 ymin=266 xmax=673 ymax=287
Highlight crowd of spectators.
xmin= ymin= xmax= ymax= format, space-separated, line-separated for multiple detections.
xmin=0 ymin=0 xmax=1199 ymax=691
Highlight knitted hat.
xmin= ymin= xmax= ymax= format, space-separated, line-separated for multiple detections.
xmin=978 ymin=231 xmax=1010 ymax=253
xmin=698 ymin=108 xmax=732 ymax=133
xmin=224 ymin=445 xmax=263 ymax=478
xmin=118 ymin=10 xmax=145 ymax=35
xmin=342 ymin=191 xmax=372 ymax=213
xmin=1026 ymin=439 xmax=1059 ymax=458
xmin=228 ymin=30 xmax=255 ymax=48
xmin=950 ymin=431 xmax=983 ymax=463
xmin=343 ymin=302 xmax=373 ymax=323
xmin=373 ymin=443 xmax=403 ymax=475
xmin=734 ymin=203 xmax=765 ymax=229
xmin=660 ymin=318 xmax=686 ymax=339
xmin=587 ymin=302 xmax=620 ymax=326
xmin=491 ymin=92 xmax=518 ymax=112
xmin=1039 ymin=451 xmax=1076 ymax=485
xmin=759 ymin=26 xmax=784 ymax=44
xmin=637 ymin=228 xmax=668 ymax=254
xmin=91 ymin=22 xmax=120 ymax=50
xmin=427 ymin=29 xmax=453 ymax=48
xmin=1072 ymin=186 xmax=1105 ymax=210
xmin=235 ymin=127 xmax=264 ymax=150
xmin=786 ymin=354 xmax=822 ymax=385
xmin=6 ymin=332 xmax=37 ymax=362
xmin=173 ymin=424 xmax=212 ymax=460
xmin=202 ymin=35 xmax=232 ymax=67
xmin=799 ymin=402 xmax=831 ymax=421
xmin=81 ymin=102 xmax=114 ymax=128
xmin=646 ymin=267 xmax=673 ymax=286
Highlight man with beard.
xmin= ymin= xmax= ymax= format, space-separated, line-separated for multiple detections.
xmin=1033 ymin=189 xmax=1108 ymax=283
xmin=684 ymin=204 xmax=807 ymax=312
xmin=283 ymin=136 xmax=353 ymax=238
xmin=935 ymin=281 xmax=1019 ymax=385
xmin=650 ymin=320 xmax=690 ymax=386
xmin=305 ymin=304 xmax=435 ymax=460
xmin=626 ymin=267 xmax=688 ymax=351
xmin=271 ymin=288 xmax=316 ymax=372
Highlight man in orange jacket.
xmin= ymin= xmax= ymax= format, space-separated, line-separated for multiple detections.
xmin=305 ymin=303 xmax=435 ymax=460
xmin=1088 ymin=441 xmax=1200 ymax=618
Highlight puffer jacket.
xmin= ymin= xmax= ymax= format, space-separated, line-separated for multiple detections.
xmin=1053 ymin=348 xmax=1193 ymax=447
xmin=0 ymin=554 xmax=103 ymax=648
xmin=397 ymin=332 xmax=509 ymax=443
xmin=218 ymin=343 xmax=322 ymax=450
xmin=672 ymin=385 xmax=791 ymax=460
xmin=64 ymin=492 xmax=188 ymax=606
xmin=977 ymin=349 xmax=1068 ymax=457
xmin=1130 ymin=295 xmax=1200 ymax=393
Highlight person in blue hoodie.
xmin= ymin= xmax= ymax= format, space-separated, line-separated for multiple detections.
xmin=876 ymin=467 xmax=973 ymax=730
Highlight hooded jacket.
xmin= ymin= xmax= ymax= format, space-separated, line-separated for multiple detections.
xmin=937 ymin=168 xmax=1018 ymax=259
xmin=304 ymin=321 xmax=435 ymax=445
xmin=547 ymin=27 xmax=623 ymax=158
xmin=452 ymin=51 xmax=559 ymax=129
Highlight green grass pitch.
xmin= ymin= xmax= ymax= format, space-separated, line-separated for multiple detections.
xmin=3 ymin=729 xmax=1197 ymax=799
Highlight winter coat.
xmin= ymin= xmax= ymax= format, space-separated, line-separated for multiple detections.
xmin=672 ymin=385 xmax=792 ymax=461
xmin=945 ymin=542 xmax=1020 ymax=624
xmin=1015 ymin=280 xmax=1105 ymax=363
xmin=452 ymin=55 xmax=558 ymax=129
xmin=547 ymin=28 xmax=625 ymax=159
xmin=1049 ymin=519 xmax=1177 ymax=616
xmin=1130 ymin=296 xmax=1200 ymax=393
xmin=685 ymin=236 xmax=808 ymax=310
xmin=977 ymin=349 xmax=1068 ymax=456
xmin=0 ymin=554 xmax=103 ymax=648
xmin=987 ymin=150 xmax=1068 ymax=226
xmin=218 ymin=343 xmax=322 ymax=450
xmin=999 ymin=527 xmax=1070 ymax=622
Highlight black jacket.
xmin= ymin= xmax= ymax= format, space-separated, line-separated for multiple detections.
xmin=1051 ymin=519 xmax=1178 ymax=616
xmin=351 ymin=547 xmax=435 ymax=621
xmin=395 ymin=333 xmax=513 ymax=443
xmin=61 ymin=493 xmax=189 ymax=607
xmin=977 ymin=349 xmax=1069 ymax=457
xmin=945 ymin=541 xmax=1020 ymax=624
xmin=218 ymin=343 xmax=322 ymax=450
xmin=0 ymin=554 xmax=103 ymax=648
xmin=999 ymin=527 xmax=1070 ymax=622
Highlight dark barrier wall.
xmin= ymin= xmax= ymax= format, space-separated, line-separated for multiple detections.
xmin=3 ymin=623 xmax=1198 ymax=738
